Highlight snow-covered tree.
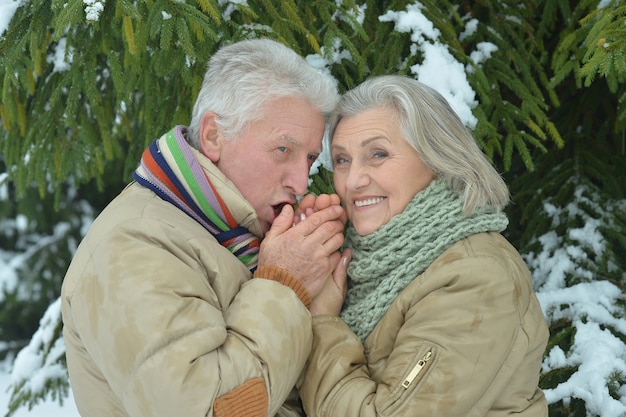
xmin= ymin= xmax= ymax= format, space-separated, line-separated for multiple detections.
xmin=1 ymin=1 xmax=624 ymax=416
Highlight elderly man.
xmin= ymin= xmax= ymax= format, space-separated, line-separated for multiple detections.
xmin=61 ymin=38 xmax=348 ymax=417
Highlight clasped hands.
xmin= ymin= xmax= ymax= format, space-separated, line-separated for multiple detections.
xmin=258 ymin=194 xmax=351 ymax=316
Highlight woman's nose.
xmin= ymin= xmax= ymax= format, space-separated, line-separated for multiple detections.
xmin=346 ymin=164 xmax=370 ymax=191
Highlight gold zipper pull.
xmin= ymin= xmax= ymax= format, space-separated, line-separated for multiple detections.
xmin=402 ymin=350 xmax=433 ymax=389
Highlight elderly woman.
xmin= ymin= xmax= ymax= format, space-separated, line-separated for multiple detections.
xmin=297 ymin=75 xmax=549 ymax=417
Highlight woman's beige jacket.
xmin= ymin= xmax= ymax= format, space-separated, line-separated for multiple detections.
xmin=61 ymin=151 xmax=309 ymax=417
xmin=299 ymin=232 xmax=549 ymax=417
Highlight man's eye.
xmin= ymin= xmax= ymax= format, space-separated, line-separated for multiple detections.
xmin=333 ymin=156 xmax=349 ymax=165
xmin=277 ymin=146 xmax=288 ymax=153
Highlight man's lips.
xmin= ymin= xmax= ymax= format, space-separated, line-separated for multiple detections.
xmin=271 ymin=201 xmax=296 ymax=218
xmin=272 ymin=202 xmax=288 ymax=217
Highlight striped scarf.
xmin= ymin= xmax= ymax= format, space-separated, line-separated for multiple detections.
xmin=133 ymin=126 xmax=260 ymax=272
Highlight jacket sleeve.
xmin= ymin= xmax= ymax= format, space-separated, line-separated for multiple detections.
xmin=66 ymin=217 xmax=312 ymax=417
xmin=298 ymin=251 xmax=535 ymax=417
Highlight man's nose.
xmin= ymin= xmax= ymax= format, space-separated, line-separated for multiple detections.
xmin=284 ymin=160 xmax=310 ymax=195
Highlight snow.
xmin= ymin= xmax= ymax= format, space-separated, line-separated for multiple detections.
xmin=0 ymin=365 xmax=80 ymax=417
xmin=0 ymin=300 xmax=80 ymax=416
xmin=379 ymin=2 xmax=480 ymax=128
xmin=1 ymin=1 xmax=625 ymax=416
xmin=0 ymin=0 xmax=19 ymax=38
xmin=83 ymin=0 xmax=105 ymax=22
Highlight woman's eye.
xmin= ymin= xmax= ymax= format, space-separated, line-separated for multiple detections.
xmin=372 ymin=150 xmax=388 ymax=159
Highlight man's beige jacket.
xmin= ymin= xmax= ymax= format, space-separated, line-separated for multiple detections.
xmin=62 ymin=151 xmax=310 ymax=417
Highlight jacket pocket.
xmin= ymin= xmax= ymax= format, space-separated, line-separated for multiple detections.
xmin=379 ymin=343 xmax=439 ymax=414
xmin=401 ymin=349 xmax=433 ymax=389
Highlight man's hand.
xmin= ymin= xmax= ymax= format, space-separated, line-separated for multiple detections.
xmin=259 ymin=203 xmax=346 ymax=300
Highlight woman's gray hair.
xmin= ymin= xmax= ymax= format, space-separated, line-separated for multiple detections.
xmin=188 ymin=38 xmax=338 ymax=147
xmin=329 ymin=75 xmax=510 ymax=213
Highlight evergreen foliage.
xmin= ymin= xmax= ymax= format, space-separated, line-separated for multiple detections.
xmin=1 ymin=0 xmax=565 ymax=201
xmin=0 ymin=170 xmax=95 ymax=361
xmin=0 ymin=1 xmax=625 ymax=416
xmin=3 ymin=299 xmax=68 ymax=417
xmin=516 ymin=168 xmax=626 ymax=416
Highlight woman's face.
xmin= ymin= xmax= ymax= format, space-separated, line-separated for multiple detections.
xmin=331 ymin=107 xmax=435 ymax=236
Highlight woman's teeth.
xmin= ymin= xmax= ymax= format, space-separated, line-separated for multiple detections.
xmin=354 ymin=197 xmax=384 ymax=207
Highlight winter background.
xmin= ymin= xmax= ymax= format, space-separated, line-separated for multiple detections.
xmin=1 ymin=1 xmax=77 ymax=396
xmin=1 ymin=0 xmax=625 ymax=416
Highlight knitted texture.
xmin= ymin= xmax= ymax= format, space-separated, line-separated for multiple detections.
xmin=340 ymin=178 xmax=509 ymax=341
xmin=253 ymin=266 xmax=312 ymax=309
xmin=213 ymin=377 xmax=268 ymax=417
xmin=133 ymin=126 xmax=260 ymax=272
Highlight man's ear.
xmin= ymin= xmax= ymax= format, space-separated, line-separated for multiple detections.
xmin=199 ymin=112 xmax=222 ymax=162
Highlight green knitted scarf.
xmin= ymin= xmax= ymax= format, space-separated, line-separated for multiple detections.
xmin=340 ymin=178 xmax=509 ymax=341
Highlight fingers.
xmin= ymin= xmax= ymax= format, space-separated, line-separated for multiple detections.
xmin=267 ymin=204 xmax=295 ymax=238
xmin=312 ymin=194 xmax=332 ymax=211
xmin=319 ymin=225 xmax=345 ymax=253
xmin=258 ymin=197 xmax=346 ymax=304
xmin=312 ymin=194 xmax=342 ymax=211
xmin=294 ymin=202 xmax=346 ymax=258
xmin=322 ymin=194 xmax=341 ymax=209
xmin=294 ymin=194 xmax=316 ymax=222
xmin=309 ymin=249 xmax=351 ymax=317
xmin=294 ymin=194 xmax=345 ymax=227
xmin=295 ymin=204 xmax=343 ymax=236
xmin=316 ymin=194 xmax=346 ymax=225
xmin=335 ymin=248 xmax=351 ymax=296
xmin=329 ymin=249 xmax=349 ymax=296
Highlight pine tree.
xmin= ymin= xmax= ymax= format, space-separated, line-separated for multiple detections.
xmin=1 ymin=1 xmax=625 ymax=416
xmin=505 ymin=3 xmax=626 ymax=416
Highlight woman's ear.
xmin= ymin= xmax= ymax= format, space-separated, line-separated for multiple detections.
xmin=199 ymin=112 xmax=222 ymax=162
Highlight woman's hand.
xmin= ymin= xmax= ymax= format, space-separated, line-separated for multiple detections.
xmin=310 ymin=248 xmax=351 ymax=317
xmin=294 ymin=194 xmax=347 ymax=226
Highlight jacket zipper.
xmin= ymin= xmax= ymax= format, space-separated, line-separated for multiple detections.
xmin=401 ymin=350 xmax=432 ymax=389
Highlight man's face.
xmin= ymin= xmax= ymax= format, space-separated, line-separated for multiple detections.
xmin=205 ymin=96 xmax=326 ymax=234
